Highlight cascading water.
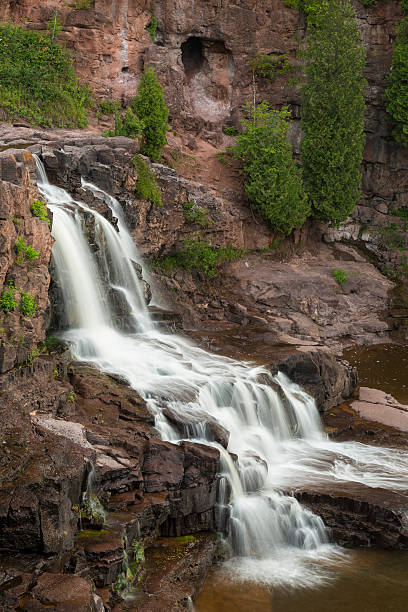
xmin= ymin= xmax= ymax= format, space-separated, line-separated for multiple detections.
xmin=34 ymin=155 xmax=408 ymax=587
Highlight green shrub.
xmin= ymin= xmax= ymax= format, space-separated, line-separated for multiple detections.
xmin=98 ymin=99 xmax=121 ymax=115
xmin=133 ymin=155 xmax=162 ymax=206
xmin=222 ymin=126 xmax=239 ymax=136
xmin=183 ymin=201 xmax=213 ymax=227
xmin=301 ymin=0 xmax=366 ymax=224
xmin=248 ymin=53 xmax=293 ymax=82
xmin=385 ymin=18 xmax=408 ymax=146
xmin=19 ymin=291 xmax=38 ymax=317
xmin=14 ymin=237 xmax=39 ymax=263
xmin=332 ymin=268 xmax=348 ymax=287
xmin=131 ymin=68 xmax=169 ymax=161
xmin=30 ymin=200 xmax=50 ymax=224
xmin=145 ymin=15 xmax=158 ymax=41
xmin=104 ymin=106 xmax=144 ymax=139
xmin=0 ymin=23 xmax=90 ymax=127
xmin=25 ymin=347 xmax=41 ymax=366
xmin=153 ymin=236 xmax=244 ymax=279
xmin=0 ymin=282 xmax=17 ymax=313
xmin=229 ymin=101 xmax=310 ymax=234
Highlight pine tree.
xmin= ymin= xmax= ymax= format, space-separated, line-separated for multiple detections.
xmin=230 ymin=102 xmax=310 ymax=235
xmin=301 ymin=0 xmax=366 ymax=224
xmin=132 ymin=68 xmax=169 ymax=161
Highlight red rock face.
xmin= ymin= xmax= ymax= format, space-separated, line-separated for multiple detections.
xmin=0 ymin=150 xmax=53 ymax=373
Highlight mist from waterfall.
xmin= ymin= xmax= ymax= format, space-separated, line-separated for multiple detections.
xmin=34 ymin=155 xmax=408 ymax=588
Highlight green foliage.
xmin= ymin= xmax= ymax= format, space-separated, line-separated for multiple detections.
xmin=69 ymin=0 xmax=94 ymax=9
xmin=0 ymin=282 xmax=17 ymax=313
xmin=103 ymin=106 xmax=144 ymax=139
xmin=229 ymin=102 xmax=310 ymax=234
xmin=385 ymin=18 xmax=408 ymax=146
xmin=145 ymin=15 xmax=158 ymax=41
xmin=153 ymin=236 xmax=244 ymax=279
xmin=24 ymin=347 xmax=41 ymax=366
xmin=67 ymin=390 xmax=75 ymax=403
xmin=332 ymin=268 xmax=348 ymax=287
xmin=300 ymin=0 xmax=366 ymax=224
xmin=14 ymin=237 xmax=39 ymax=264
xmin=284 ymin=0 xmax=325 ymax=22
xmin=132 ymin=68 xmax=169 ymax=161
xmin=98 ymin=99 xmax=121 ymax=115
xmin=0 ymin=23 xmax=90 ymax=127
xmin=248 ymin=53 xmax=293 ymax=81
xmin=30 ymin=200 xmax=50 ymax=224
xmin=133 ymin=156 xmax=162 ymax=206
xmin=183 ymin=201 xmax=214 ymax=227
xmin=222 ymin=126 xmax=239 ymax=136
xmin=46 ymin=11 xmax=62 ymax=44
xmin=20 ymin=291 xmax=38 ymax=317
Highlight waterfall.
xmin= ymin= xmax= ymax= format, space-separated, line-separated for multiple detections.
xmin=34 ymin=155 xmax=408 ymax=587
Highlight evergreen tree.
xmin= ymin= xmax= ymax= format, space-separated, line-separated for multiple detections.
xmin=385 ymin=17 xmax=408 ymax=146
xmin=230 ymin=102 xmax=310 ymax=235
xmin=132 ymin=68 xmax=169 ymax=161
xmin=301 ymin=0 xmax=366 ymax=224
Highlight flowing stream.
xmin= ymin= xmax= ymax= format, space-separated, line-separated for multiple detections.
xmin=34 ymin=156 xmax=408 ymax=589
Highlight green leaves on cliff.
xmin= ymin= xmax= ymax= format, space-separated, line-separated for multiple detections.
xmin=300 ymin=0 xmax=366 ymax=224
xmin=132 ymin=68 xmax=169 ymax=161
xmin=0 ymin=23 xmax=90 ymax=127
xmin=385 ymin=18 xmax=408 ymax=146
xmin=229 ymin=102 xmax=310 ymax=235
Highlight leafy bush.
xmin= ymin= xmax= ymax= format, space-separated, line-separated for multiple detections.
xmin=20 ymin=291 xmax=38 ymax=317
xmin=248 ymin=53 xmax=293 ymax=81
xmin=0 ymin=23 xmax=90 ymax=127
xmin=0 ymin=282 xmax=17 ymax=313
xmin=133 ymin=155 xmax=162 ymax=206
xmin=145 ymin=15 xmax=158 ymax=41
xmin=385 ymin=18 xmax=408 ymax=146
xmin=104 ymin=106 xmax=144 ymax=139
xmin=14 ymin=237 xmax=39 ymax=264
xmin=229 ymin=102 xmax=310 ymax=234
xmin=132 ymin=68 xmax=169 ymax=161
xmin=300 ymin=0 xmax=366 ymax=224
xmin=332 ymin=268 xmax=348 ymax=287
xmin=183 ymin=201 xmax=213 ymax=226
xmin=31 ymin=200 xmax=50 ymax=224
xmin=98 ymin=99 xmax=121 ymax=115
xmin=153 ymin=236 xmax=244 ymax=279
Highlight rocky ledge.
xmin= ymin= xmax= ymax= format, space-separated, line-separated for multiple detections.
xmin=0 ymin=355 xmax=221 ymax=611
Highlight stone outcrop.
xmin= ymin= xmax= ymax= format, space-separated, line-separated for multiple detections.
xmin=0 ymin=357 xmax=221 ymax=610
xmin=0 ymin=150 xmax=53 ymax=373
xmin=273 ymin=349 xmax=358 ymax=413
xmin=293 ymin=483 xmax=408 ymax=549
xmin=352 ymin=386 xmax=408 ymax=432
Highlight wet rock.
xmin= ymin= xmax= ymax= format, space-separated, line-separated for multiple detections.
xmin=273 ymin=349 xmax=358 ymax=413
xmin=293 ymin=483 xmax=408 ymax=550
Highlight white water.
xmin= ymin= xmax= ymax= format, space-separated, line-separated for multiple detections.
xmin=35 ymin=156 xmax=408 ymax=588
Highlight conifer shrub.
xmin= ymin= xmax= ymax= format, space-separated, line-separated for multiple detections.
xmin=133 ymin=156 xmax=163 ymax=207
xmin=300 ymin=0 xmax=366 ymax=224
xmin=385 ymin=18 xmax=408 ymax=146
xmin=229 ymin=102 xmax=310 ymax=235
xmin=0 ymin=23 xmax=90 ymax=127
xmin=131 ymin=68 xmax=169 ymax=161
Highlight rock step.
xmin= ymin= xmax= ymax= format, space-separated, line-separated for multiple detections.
xmin=291 ymin=481 xmax=408 ymax=549
xmin=148 ymin=306 xmax=182 ymax=329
